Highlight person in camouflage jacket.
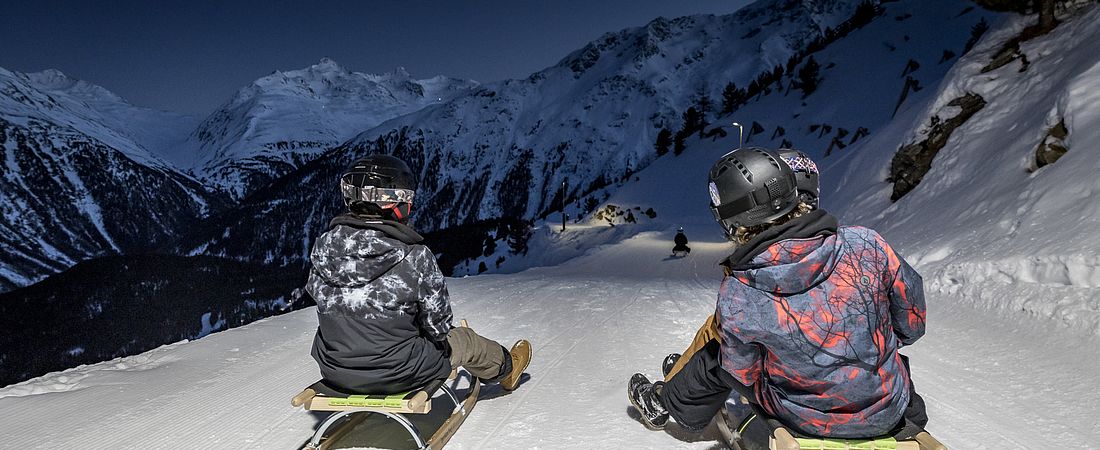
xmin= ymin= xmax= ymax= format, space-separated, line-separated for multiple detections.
xmin=308 ymin=155 xmax=531 ymax=395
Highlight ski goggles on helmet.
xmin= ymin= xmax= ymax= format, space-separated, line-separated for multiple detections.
xmin=340 ymin=178 xmax=415 ymax=205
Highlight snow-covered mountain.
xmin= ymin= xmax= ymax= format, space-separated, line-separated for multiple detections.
xmin=447 ymin=0 xmax=1004 ymax=276
xmin=187 ymin=58 xmax=479 ymax=198
xmin=0 ymin=68 xmax=221 ymax=291
xmin=346 ymin=0 xmax=879 ymax=230
xmin=19 ymin=69 xmax=202 ymax=168
xmin=171 ymin=0 xmax=884 ymax=262
xmin=1 ymin=68 xmax=199 ymax=169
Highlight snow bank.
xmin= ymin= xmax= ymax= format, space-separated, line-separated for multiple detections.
xmin=828 ymin=3 xmax=1100 ymax=335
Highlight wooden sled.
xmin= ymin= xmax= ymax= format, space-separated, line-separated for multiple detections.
xmin=716 ymin=402 xmax=948 ymax=450
xmin=768 ymin=427 xmax=946 ymax=450
xmin=294 ymin=321 xmax=481 ymax=450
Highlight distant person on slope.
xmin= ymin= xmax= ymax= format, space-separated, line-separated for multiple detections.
xmin=628 ymin=147 xmax=928 ymax=444
xmin=672 ymin=227 xmax=691 ymax=256
xmin=306 ymin=155 xmax=531 ymax=395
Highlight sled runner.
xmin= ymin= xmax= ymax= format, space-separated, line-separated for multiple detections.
xmin=716 ymin=403 xmax=947 ymax=450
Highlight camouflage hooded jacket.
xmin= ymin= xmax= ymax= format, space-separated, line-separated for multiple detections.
xmin=307 ymin=215 xmax=454 ymax=394
xmin=717 ymin=212 xmax=926 ymax=438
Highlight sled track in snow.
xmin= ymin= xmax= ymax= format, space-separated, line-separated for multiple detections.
xmin=474 ymin=284 xmax=647 ymax=448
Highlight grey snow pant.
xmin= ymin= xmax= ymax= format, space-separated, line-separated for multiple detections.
xmin=446 ymin=327 xmax=512 ymax=383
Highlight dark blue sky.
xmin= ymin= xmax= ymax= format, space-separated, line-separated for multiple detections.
xmin=1 ymin=0 xmax=752 ymax=115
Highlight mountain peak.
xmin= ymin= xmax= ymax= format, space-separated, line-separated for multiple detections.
xmin=389 ymin=66 xmax=411 ymax=78
xmin=311 ymin=57 xmax=344 ymax=72
xmin=22 ymin=69 xmax=124 ymax=103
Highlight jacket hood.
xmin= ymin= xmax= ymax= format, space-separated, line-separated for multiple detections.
xmin=310 ymin=225 xmax=410 ymax=288
xmin=730 ymin=233 xmax=843 ymax=295
xmin=725 ymin=210 xmax=840 ymax=295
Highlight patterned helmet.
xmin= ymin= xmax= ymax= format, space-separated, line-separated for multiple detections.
xmin=708 ymin=147 xmax=799 ymax=236
xmin=340 ymin=154 xmax=417 ymax=221
xmin=777 ymin=148 xmax=820 ymax=209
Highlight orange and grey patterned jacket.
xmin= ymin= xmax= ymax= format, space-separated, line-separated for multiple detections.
xmin=718 ymin=225 xmax=925 ymax=438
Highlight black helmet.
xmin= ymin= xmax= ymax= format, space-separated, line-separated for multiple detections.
xmin=776 ymin=148 xmax=820 ymax=209
xmin=708 ymin=147 xmax=799 ymax=236
xmin=340 ymin=154 xmax=417 ymax=221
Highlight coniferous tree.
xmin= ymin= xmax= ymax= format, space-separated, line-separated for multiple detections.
xmin=721 ymin=82 xmax=743 ymax=115
xmin=654 ymin=127 xmax=673 ymax=156
xmin=673 ymin=131 xmax=687 ymax=156
xmin=696 ymin=90 xmax=712 ymax=118
xmin=696 ymin=99 xmax=712 ymax=138
xmin=964 ymin=18 xmax=990 ymax=54
xmin=851 ymin=0 xmax=878 ymax=24
xmin=795 ymin=56 xmax=822 ymax=98
xmin=483 ymin=234 xmax=497 ymax=257
xmin=680 ymin=107 xmax=703 ymax=136
xmin=507 ymin=221 xmax=533 ymax=255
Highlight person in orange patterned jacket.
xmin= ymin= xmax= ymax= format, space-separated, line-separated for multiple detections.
xmin=628 ymin=147 xmax=928 ymax=443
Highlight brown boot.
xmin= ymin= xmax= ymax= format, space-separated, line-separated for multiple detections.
xmin=500 ymin=340 xmax=531 ymax=391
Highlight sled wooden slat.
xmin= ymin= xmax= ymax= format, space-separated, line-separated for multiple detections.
xmin=307 ymin=392 xmax=431 ymax=414
xmin=293 ymin=385 xmax=433 ymax=414
xmin=771 ymin=427 xmax=921 ymax=450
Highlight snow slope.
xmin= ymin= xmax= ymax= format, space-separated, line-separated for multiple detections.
xmin=825 ymin=2 xmax=1100 ymax=336
xmin=2 ymin=223 xmax=1098 ymax=449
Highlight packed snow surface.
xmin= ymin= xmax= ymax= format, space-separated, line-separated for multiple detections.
xmin=2 ymin=225 xmax=1098 ymax=449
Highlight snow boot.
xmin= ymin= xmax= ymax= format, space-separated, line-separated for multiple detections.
xmin=662 ymin=353 xmax=681 ymax=378
xmin=500 ymin=340 xmax=531 ymax=391
xmin=628 ymin=373 xmax=669 ymax=430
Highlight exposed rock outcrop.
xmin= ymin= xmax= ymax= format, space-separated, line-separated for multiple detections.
xmin=888 ymin=93 xmax=987 ymax=201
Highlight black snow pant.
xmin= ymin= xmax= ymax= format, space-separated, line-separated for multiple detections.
xmin=658 ymin=339 xmax=749 ymax=431
xmin=892 ymin=354 xmax=929 ymax=439
xmin=659 ymin=339 xmax=930 ymax=439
